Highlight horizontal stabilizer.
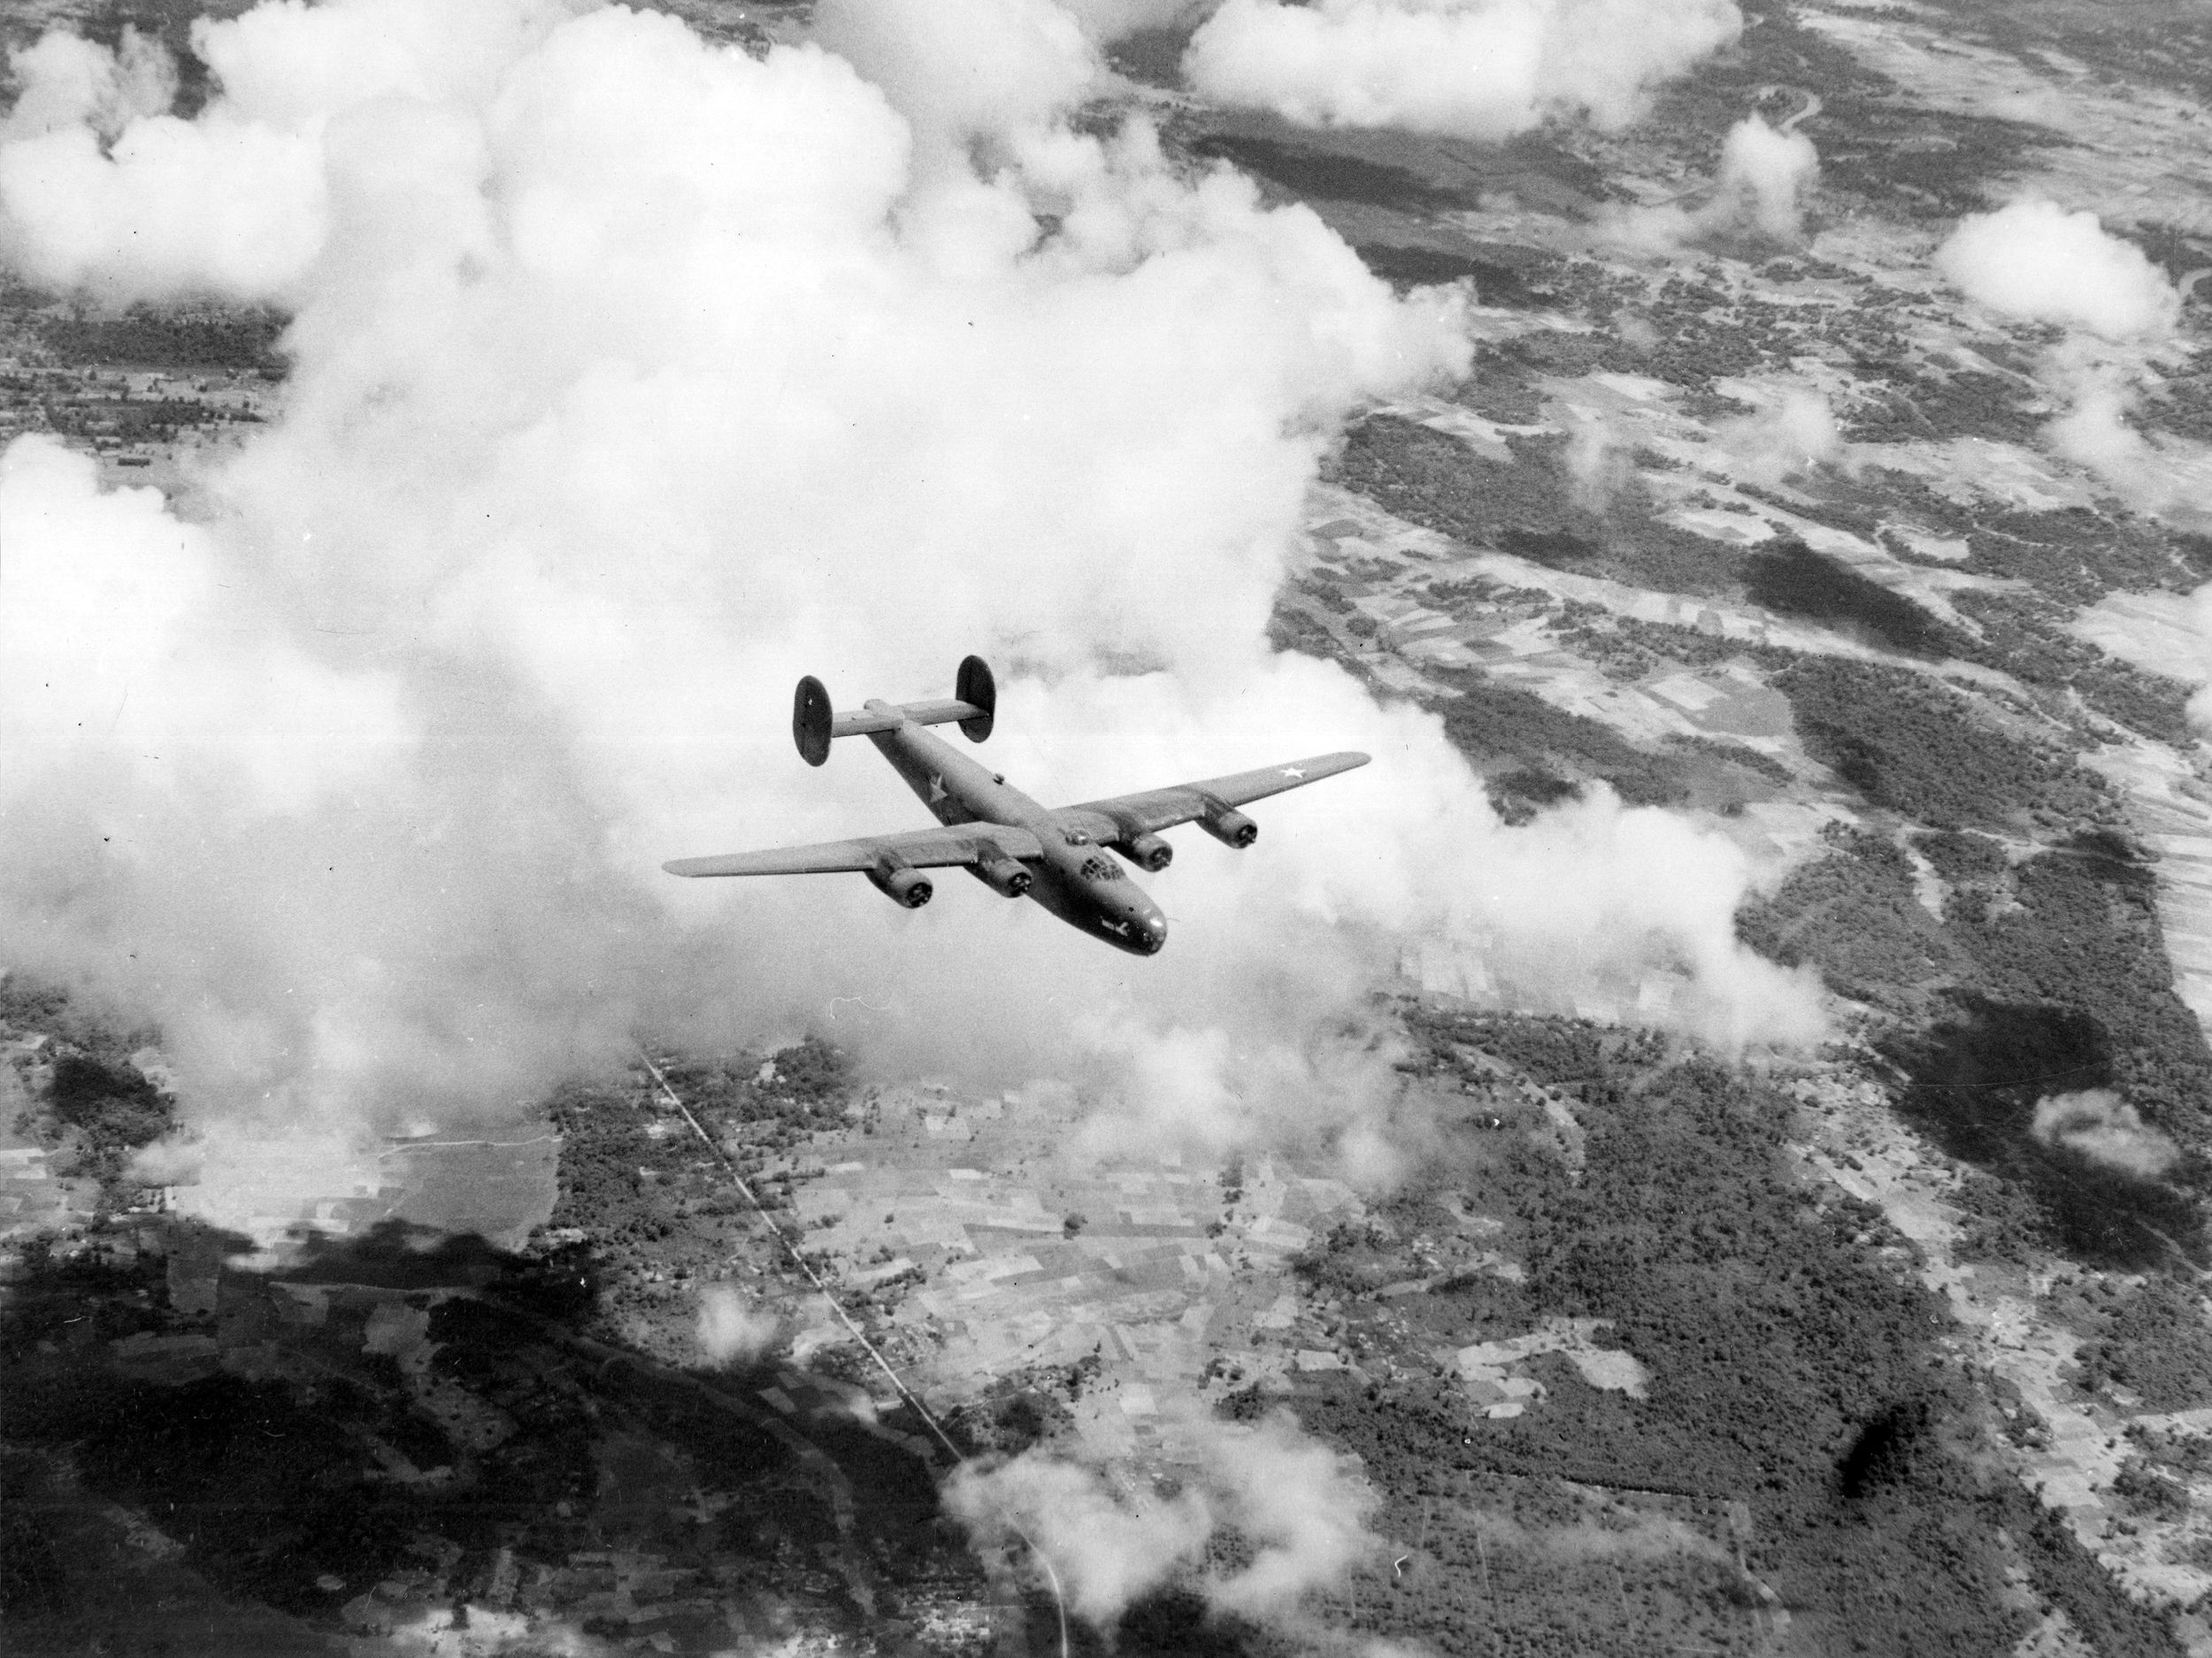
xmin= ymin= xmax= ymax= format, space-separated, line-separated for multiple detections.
xmin=829 ymin=699 xmax=983 ymax=739
xmin=795 ymin=656 xmax=998 ymax=764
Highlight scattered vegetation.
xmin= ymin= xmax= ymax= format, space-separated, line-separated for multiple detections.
xmin=1327 ymin=415 xmax=1744 ymax=597
xmin=1959 ymin=507 xmax=2204 ymax=603
xmin=1947 ymin=588 xmax=2196 ymax=745
xmin=1429 ymin=668 xmax=1688 ymax=817
xmin=543 ymin=1040 xmax=858 ymax=1355
xmin=1949 ymin=1166 xmax=2048 ymax=1265
xmin=941 ymin=1367 xmax=1078 ymax=1458
xmin=2072 ymin=1276 xmax=2212 ymax=1410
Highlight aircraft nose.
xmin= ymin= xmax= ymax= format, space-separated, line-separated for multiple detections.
xmin=1141 ymin=916 xmax=1168 ymax=955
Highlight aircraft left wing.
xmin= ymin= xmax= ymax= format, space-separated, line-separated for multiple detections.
xmin=1058 ymin=750 xmax=1370 ymax=840
xmin=664 ymin=823 xmax=1044 ymax=878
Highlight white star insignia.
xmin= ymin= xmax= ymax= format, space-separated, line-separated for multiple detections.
xmin=927 ymin=773 xmax=948 ymax=802
xmin=1283 ymin=766 xmax=1306 ymax=779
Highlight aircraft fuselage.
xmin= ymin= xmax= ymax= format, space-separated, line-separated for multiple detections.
xmin=861 ymin=700 xmax=1168 ymax=956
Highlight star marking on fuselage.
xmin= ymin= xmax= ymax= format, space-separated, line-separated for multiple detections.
xmin=927 ymin=773 xmax=948 ymax=802
xmin=1282 ymin=765 xmax=1306 ymax=779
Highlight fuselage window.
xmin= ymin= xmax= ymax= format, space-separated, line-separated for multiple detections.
xmin=1079 ymin=856 xmax=1125 ymax=883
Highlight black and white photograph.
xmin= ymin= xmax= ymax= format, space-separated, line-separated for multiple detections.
xmin=4 ymin=0 xmax=2212 ymax=1653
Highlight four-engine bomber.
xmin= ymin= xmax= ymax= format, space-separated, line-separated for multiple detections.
xmin=664 ymin=656 xmax=1369 ymax=956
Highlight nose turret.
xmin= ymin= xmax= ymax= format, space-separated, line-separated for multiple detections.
xmin=1106 ymin=891 xmax=1168 ymax=956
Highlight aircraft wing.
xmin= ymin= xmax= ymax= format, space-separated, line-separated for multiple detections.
xmin=1059 ymin=750 xmax=1370 ymax=839
xmin=664 ymin=823 xmax=1045 ymax=879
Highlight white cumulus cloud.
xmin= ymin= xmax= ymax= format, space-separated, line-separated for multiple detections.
xmin=1934 ymin=200 xmax=2180 ymax=342
xmin=946 ymin=1409 xmax=1377 ymax=1624
xmin=0 ymin=0 xmax=1823 ymax=1235
xmin=1183 ymin=0 xmax=1742 ymax=141
xmin=1600 ymin=113 xmax=1818 ymax=249
xmin=696 ymin=1285 xmax=784 ymax=1365
xmin=2031 ymin=1088 xmax=2180 ymax=1181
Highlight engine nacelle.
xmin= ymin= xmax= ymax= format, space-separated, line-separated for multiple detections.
xmin=1200 ymin=806 xmax=1258 ymax=849
xmin=1121 ymin=832 xmax=1173 ymax=872
xmin=868 ymin=863 xmax=933 ymax=908
xmin=976 ymin=856 xmax=1033 ymax=898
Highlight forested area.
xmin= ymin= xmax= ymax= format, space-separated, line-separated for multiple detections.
xmin=1771 ymin=656 xmax=2108 ymax=830
xmin=37 ymin=308 xmax=288 ymax=372
xmin=0 ymin=977 xmax=175 ymax=1213
xmin=1429 ymin=667 xmax=1692 ymax=817
xmin=43 ymin=1053 xmax=177 ymax=1208
xmin=1328 ymin=413 xmax=1755 ymax=598
xmin=1740 ymin=813 xmax=2209 ymax=1268
xmin=1286 ymin=1019 xmax=2185 ymax=1657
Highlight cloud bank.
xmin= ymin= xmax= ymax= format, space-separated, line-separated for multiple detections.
xmin=0 ymin=0 xmax=1821 ymax=1232
xmin=1600 ymin=113 xmax=1818 ymax=249
xmin=1934 ymin=200 xmax=2180 ymax=342
xmin=946 ymin=1409 xmax=1377 ymax=1624
xmin=1182 ymin=0 xmax=1742 ymax=141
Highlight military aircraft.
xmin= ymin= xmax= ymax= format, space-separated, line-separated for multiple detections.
xmin=664 ymin=656 xmax=1369 ymax=956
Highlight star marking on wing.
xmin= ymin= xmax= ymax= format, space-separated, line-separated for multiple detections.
xmin=927 ymin=773 xmax=948 ymax=802
xmin=1282 ymin=765 xmax=1307 ymax=779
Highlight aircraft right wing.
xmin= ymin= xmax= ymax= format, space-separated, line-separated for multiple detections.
xmin=1057 ymin=750 xmax=1370 ymax=841
xmin=664 ymin=822 xmax=1044 ymax=878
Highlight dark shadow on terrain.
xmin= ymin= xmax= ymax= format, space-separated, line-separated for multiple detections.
xmin=2055 ymin=827 xmax=2157 ymax=892
xmin=1838 ymin=1398 xmax=1935 ymax=1499
xmin=1354 ymin=242 xmax=1550 ymax=306
xmin=276 ymin=1215 xmax=596 ymax=1316
xmin=1882 ymin=992 xmax=2204 ymax=1269
xmin=1104 ymin=24 xmax=1195 ymax=88
xmin=0 ymin=1214 xmax=972 ymax=1646
xmin=1432 ymin=667 xmax=1689 ymax=810
xmin=1500 ymin=526 xmax=1601 ymax=567
xmin=1187 ymin=120 xmax=1609 ymax=217
xmin=1114 ymin=1586 xmax=1264 ymax=1658
xmin=1188 ymin=134 xmax=1471 ymax=211
xmin=1744 ymin=537 xmax=1958 ymax=658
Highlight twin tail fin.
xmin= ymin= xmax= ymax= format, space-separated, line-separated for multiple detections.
xmin=794 ymin=655 xmax=995 ymax=766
